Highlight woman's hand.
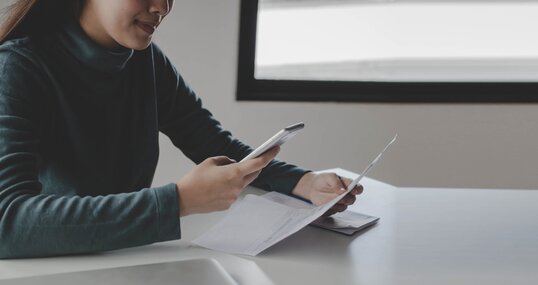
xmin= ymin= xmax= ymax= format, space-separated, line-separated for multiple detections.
xmin=292 ymin=172 xmax=363 ymax=216
xmin=176 ymin=147 xmax=280 ymax=217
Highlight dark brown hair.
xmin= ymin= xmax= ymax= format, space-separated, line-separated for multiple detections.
xmin=0 ymin=0 xmax=81 ymax=43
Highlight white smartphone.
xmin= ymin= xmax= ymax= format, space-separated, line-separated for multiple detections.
xmin=240 ymin=123 xmax=305 ymax=162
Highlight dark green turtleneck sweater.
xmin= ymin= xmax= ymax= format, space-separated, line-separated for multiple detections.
xmin=0 ymin=21 xmax=308 ymax=259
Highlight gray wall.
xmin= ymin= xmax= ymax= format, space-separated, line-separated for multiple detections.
xmin=153 ymin=0 xmax=538 ymax=190
xmin=2 ymin=1 xmax=537 ymax=189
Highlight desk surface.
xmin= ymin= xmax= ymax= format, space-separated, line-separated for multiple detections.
xmin=1 ymin=168 xmax=537 ymax=285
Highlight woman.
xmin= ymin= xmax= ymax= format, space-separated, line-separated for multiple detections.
xmin=0 ymin=0 xmax=362 ymax=259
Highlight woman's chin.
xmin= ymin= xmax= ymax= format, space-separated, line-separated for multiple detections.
xmin=120 ymin=37 xmax=153 ymax=50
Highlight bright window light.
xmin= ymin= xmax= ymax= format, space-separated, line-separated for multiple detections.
xmin=255 ymin=0 xmax=538 ymax=82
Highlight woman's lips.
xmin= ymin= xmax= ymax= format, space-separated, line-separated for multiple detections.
xmin=136 ymin=20 xmax=157 ymax=35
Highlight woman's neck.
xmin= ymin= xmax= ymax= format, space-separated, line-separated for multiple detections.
xmin=78 ymin=5 xmax=121 ymax=50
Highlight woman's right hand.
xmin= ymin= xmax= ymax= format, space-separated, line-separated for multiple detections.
xmin=176 ymin=147 xmax=280 ymax=217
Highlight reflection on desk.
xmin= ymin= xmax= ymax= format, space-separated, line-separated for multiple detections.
xmin=1 ymin=258 xmax=239 ymax=285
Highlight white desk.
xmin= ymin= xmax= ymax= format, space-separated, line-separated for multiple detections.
xmin=1 ymin=168 xmax=538 ymax=284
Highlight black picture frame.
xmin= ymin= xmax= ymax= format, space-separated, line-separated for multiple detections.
xmin=236 ymin=0 xmax=538 ymax=102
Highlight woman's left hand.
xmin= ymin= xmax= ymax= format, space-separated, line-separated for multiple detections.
xmin=292 ymin=172 xmax=363 ymax=216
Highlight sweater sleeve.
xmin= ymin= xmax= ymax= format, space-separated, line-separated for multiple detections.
xmin=152 ymin=45 xmax=310 ymax=194
xmin=0 ymin=48 xmax=180 ymax=259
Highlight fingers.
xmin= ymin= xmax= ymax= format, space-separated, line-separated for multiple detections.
xmin=237 ymin=146 xmax=280 ymax=175
xmin=337 ymin=175 xmax=364 ymax=195
xmin=322 ymin=204 xmax=348 ymax=217
xmin=322 ymin=210 xmax=337 ymax=217
xmin=332 ymin=203 xmax=348 ymax=213
xmin=321 ymin=191 xmax=341 ymax=201
xmin=351 ymin=184 xmax=364 ymax=195
xmin=337 ymin=193 xmax=356 ymax=206
xmin=323 ymin=202 xmax=348 ymax=216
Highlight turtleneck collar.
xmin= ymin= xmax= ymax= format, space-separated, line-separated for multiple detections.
xmin=57 ymin=19 xmax=134 ymax=73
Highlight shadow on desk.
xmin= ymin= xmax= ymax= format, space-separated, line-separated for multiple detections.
xmin=259 ymin=223 xmax=377 ymax=262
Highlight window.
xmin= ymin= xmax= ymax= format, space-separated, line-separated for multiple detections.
xmin=237 ymin=0 xmax=538 ymax=102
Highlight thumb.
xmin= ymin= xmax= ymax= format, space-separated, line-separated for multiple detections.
xmin=210 ymin=156 xmax=237 ymax=166
xmin=329 ymin=186 xmax=347 ymax=196
xmin=313 ymin=191 xmax=341 ymax=205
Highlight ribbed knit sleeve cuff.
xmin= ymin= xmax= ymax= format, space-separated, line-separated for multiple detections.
xmin=152 ymin=183 xmax=181 ymax=241
xmin=272 ymin=167 xmax=312 ymax=196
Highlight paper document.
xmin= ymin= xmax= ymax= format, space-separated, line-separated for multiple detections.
xmin=192 ymin=135 xmax=397 ymax=256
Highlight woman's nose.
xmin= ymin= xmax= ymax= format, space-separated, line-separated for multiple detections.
xmin=150 ymin=0 xmax=171 ymax=17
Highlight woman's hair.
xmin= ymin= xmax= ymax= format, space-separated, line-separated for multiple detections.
xmin=0 ymin=0 xmax=82 ymax=43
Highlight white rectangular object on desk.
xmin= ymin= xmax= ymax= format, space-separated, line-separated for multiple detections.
xmin=0 ymin=258 xmax=238 ymax=285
